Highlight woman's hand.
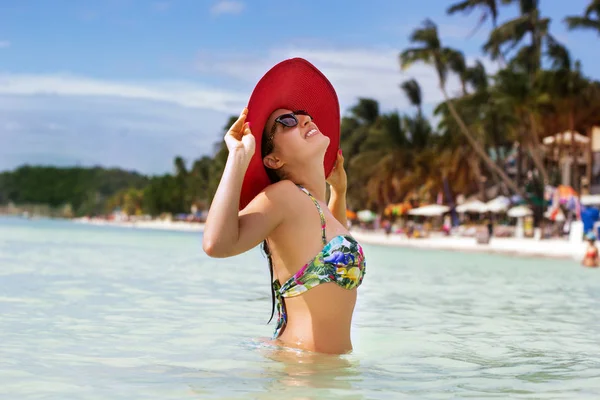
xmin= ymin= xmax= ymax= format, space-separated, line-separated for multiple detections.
xmin=327 ymin=150 xmax=348 ymax=228
xmin=326 ymin=150 xmax=347 ymax=194
xmin=224 ymin=107 xmax=255 ymax=166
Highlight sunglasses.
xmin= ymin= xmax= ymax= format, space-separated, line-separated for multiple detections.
xmin=268 ymin=110 xmax=313 ymax=138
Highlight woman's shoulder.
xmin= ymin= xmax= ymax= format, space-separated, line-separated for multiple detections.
xmin=259 ymin=180 xmax=309 ymax=214
xmin=262 ymin=180 xmax=300 ymax=198
xmin=244 ymin=180 xmax=303 ymax=215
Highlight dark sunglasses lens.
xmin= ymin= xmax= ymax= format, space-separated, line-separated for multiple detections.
xmin=278 ymin=115 xmax=298 ymax=127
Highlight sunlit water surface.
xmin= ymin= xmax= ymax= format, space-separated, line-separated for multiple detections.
xmin=1 ymin=216 xmax=599 ymax=399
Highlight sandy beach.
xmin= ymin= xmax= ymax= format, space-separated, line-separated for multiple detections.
xmin=73 ymin=218 xmax=586 ymax=261
xmin=349 ymin=230 xmax=586 ymax=261
xmin=73 ymin=217 xmax=205 ymax=232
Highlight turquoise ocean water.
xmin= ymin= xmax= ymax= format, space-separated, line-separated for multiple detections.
xmin=1 ymin=216 xmax=599 ymax=399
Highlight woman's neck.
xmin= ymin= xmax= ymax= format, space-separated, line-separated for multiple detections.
xmin=286 ymin=162 xmax=327 ymax=202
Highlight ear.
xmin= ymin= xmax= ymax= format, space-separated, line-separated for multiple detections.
xmin=263 ymin=154 xmax=284 ymax=170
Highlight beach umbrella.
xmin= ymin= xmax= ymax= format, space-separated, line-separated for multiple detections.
xmin=581 ymin=194 xmax=600 ymax=206
xmin=408 ymin=204 xmax=450 ymax=217
xmin=543 ymin=131 xmax=589 ymax=146
xmin=357 ymin=210 xmax=377 ymax=222
xmin=486 ymin=196 xmax=510 ymax=213
xmin=456 ymin=200 xmax=488 ymax=213
xmin=507 ymin=205 xmax=533 ymax=218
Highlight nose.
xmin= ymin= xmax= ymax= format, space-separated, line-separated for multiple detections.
xmin=298 ymin=114 xmax=311 ymax=126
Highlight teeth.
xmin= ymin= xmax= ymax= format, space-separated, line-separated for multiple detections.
xmin=306 ymin=129 xmax=317 ymax=138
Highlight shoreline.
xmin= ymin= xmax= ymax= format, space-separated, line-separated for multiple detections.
xmin=349 ymin=230 xmax=585 ymax=261
xmin=72 ymin=217 xmax=205 ymax=232
xmin=72 ymin=218 xmax=586 ymax=261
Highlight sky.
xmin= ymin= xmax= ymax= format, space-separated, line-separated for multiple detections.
xmin=1 ymin=0 xmax=597 ymax=175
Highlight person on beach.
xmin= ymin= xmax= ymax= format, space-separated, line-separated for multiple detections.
xmin=486 ymin=212 xmax=494 ymax=239
xmin=582 ymin=232 xmax=599 ymax=268
xmin=202 ymin=58 xmax=367 ymax=354
xmin=383 ymin=219 xmax=392 ymax=236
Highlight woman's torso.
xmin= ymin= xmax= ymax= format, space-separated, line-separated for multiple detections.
xmin=266 ymin=183 xmax=365 ymax=354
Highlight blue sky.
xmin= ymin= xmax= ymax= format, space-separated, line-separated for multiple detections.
xmin=1 ymin=0 xmax=597 ymax=175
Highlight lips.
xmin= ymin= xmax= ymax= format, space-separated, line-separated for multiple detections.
xmin=305 ymin=128 xmax=318 ymax=138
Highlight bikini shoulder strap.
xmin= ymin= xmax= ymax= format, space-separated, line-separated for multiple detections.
xmin=296 ymin=185 xmax=327 ymax=245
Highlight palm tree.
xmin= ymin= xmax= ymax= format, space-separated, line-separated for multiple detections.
xmin=435 ymin=62 xmax=516 ymax=195
xmin=435 ymin=123 xmax=486 ymax=198
xmin=400 ymin=19 xmax=525 ymax=197
xmin=341 ymin=100 xmax=385 ymax=208
xmin=400 ymin=79 xmax=423 ymax=115
xmin=399 ymin=80 xmax=439 ymax=197
xmin=483 ymin=0 xmax=552 ymax=76
xmin=188 ymin=156 xmax=213 ymax=209
xmin=172 ymin=156 xmax=189 ymax=212
xmin=349 ymin=98 xmax=380 ymax=125
xmin=348 ymin=111 xmax=410 ymax=210
xmin=565 ymin=0 xmax=600 ymax=35
xmin=344 ymin=93 xmax=444 ymax=210
xmin=492 ymin=66 xmax=550 ymax=186
xmin=480 ymin=1 xmax=560 ymax=188
xmin=447 ymin=0 xmax=507 ymax=65
xmin=447 ymin=0 xmax=501 ymax=33
xmin=537 ymin=47 xmax=600 ymax=191
xmin=174 ymin=156 xmax=187 ymax=178
xmin=447 ymin=51 xmax=469 ymax=95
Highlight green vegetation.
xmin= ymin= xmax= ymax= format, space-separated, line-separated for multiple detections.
xmin=0 ymin=166 xmax=149 ymax=216
xmin=1 ymin=1 xmax=600 ymax=221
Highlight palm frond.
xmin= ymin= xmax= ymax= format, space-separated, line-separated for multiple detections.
xmin=409 ymin=19 xmax=441 ymax=49
xmin=564 ymin=16 xmax=600 ymax=32
xmin=545 ymin=35 xmax=571 ymax=71
xmin=447 ymin=0 xmax=475 ymax=14
xmin=483 ymin=15 xmax=530 ymax=58
xmin=399 ymin=48 xmax=432 ymax=70
xmin=400 ymin=79 xmax=423 ymax=109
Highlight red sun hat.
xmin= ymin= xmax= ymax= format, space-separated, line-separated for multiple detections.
xmin=239 ymin=57 xmax=341 ymax=210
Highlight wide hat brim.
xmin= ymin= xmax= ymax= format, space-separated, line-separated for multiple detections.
xmin=239 ymin=57 xmax=340 ymax=210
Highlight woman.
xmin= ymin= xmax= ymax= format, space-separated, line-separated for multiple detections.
xmin=202 ymin=58 xmax=367 ymax=354
xmin=582 ymin=232 xmax=599 ymax=268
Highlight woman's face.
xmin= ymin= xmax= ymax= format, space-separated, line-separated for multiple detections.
xmin=262 ymin=108 xmax=330 ymax=171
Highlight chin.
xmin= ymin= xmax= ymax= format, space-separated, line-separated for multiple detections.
xmin=297 ymin=137 xmax=329 ymax=164
xmin=315 ymin=134 xmax=330 ymax=156
xmin=317 ymin=134 xmax=330 ymax=150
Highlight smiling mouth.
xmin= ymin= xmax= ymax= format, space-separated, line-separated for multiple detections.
xmin=305 ymin=128 xmax=318 ymax=138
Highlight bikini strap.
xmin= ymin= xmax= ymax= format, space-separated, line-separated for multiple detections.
xmin=296 ymin=185 xmax=327 ymax=245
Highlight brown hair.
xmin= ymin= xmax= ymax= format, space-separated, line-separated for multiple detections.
xmin=261 ymin=126 xmax=281 ymax=323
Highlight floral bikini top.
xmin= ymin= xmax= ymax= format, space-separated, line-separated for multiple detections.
xmin=271 ymin=185 xmax=367 ymax=339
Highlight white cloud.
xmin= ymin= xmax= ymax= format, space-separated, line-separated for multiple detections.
xmin=196 ymin=46 xmax=485 ymax=114
xmin=0 ymin=95 xmax=230 ymax=174
xmin=0 ymin=44 xmax=493 ymax=173
xmin=0 ymin=45 xmax=490 ymax=119
xmin=0 ymin=73 xmax=247 ymax=113
xmin=3 ymin=121 xmax=22 ymax=131
xmin=210 ymin=0 xmax=244 ymax=16
xmin=0 ymin=40 xmax=11 ymax=49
